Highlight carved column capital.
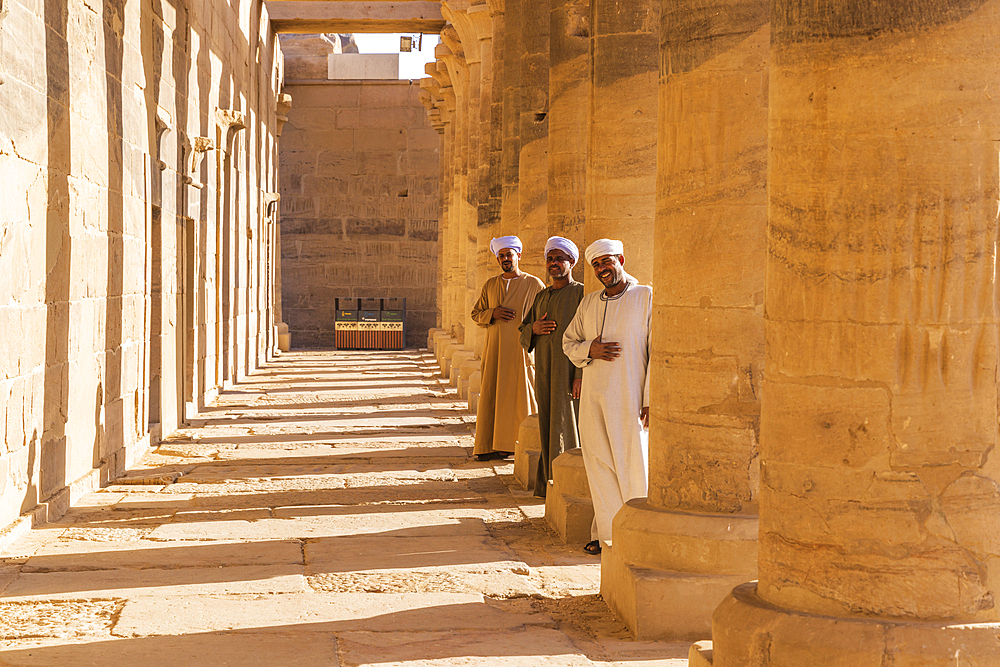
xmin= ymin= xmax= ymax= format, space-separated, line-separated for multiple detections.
xmin=275 ymin=93 xmax=292 ymax=138
xmin=182 ymin=135 xmax=214 ymax=188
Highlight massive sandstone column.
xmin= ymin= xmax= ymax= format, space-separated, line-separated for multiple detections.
xmin=468 ymin=2 xmax=494 ymax=359
xmin=709 ymin=2 xmax=1000 ymax=664
xmin=547 ymin=0 xmax=589 ymax=274
xmin=499 ymin=0 xmax=522 ymax=239
xmin=601 ymin=0 xmax=768 ymax=641
xmin=437 ymin=36 xmax=472 ymax=346
xmin=586 ymin=0 xmax=658 ymax=289
xmin=515 ymin=0 xmax=550 ymax=280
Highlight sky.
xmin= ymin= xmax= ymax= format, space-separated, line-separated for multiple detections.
xmin=352 ymin=33 xmax=441 ymax=80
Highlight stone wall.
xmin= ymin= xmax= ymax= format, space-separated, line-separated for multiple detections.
xmin=0 ymin=0 xmax=282 ymax=538
xmin=279 ymin=79 xmax=441 ymax=349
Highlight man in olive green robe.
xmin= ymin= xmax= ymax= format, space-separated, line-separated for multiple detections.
xmin=470 ymin=236 xmax=545 ymax=460
xmin=519 ymin=237 xmax=584 ymax=497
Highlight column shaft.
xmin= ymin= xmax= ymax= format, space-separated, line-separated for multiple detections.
xmin=586 ymin=0 xmax=658 ymax=288
xmin=713 ymin=1 xmax=1000 ymax=663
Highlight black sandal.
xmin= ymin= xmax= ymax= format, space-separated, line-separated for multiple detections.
xmin=583 ymin=540 xmax=602 ymax=555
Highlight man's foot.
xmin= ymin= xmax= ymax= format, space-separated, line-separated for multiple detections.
xmin=583 ymin=540 xmax=602 ymax=555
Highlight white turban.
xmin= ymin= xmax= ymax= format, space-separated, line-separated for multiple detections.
xmin=584 ymin=238 xmax=625 ymax=265
xmin=489 ymin=236 xmax=523 ymax=257
xmin=544 ymin=236 xmax=579 ymax=264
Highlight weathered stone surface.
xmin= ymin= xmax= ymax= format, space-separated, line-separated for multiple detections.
xmin=115 ymin=592 xmax=553 ymax=636
xmin=281 ymin=76 xmax=440 ymax=349
xmin=2 ymin=565 xmax=308 ymax=600
xmin=0 ymin=350 xmax=691 ymax=664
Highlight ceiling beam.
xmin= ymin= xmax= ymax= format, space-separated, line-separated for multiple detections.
xmin=268 ymin=1 xmax=446 ymax=34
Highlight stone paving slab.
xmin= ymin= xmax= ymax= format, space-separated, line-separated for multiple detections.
xmin=336 ymin=628 xmax=595 ymax=666
xmin=113 ymin=593 xmax=555 ymax=636
xmin=0 ymin=351 xmax=694 ymax=664
xmin=21 ymin=539 xmax=304 ymax=572
xmin=1 ymin=565 xmax=307 ymax=600
xmin=0 ymin=632 xmax=341 ymax=666
xmin=304 ymin=534 xmax=527 ymax=574
xmin=149 ymin=508 xmax=491 ymax=541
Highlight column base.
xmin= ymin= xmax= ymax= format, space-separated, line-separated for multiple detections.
xmin=544 ymin=448 xmax=594 ymax=544
xmin=440 ymin=341 xmax=463 ymax=376
xmin=276 ymin=322 xmax=290 ymax=352
xmin=711 ymin=582 xmax=1000 ymax=667
xmin=456 ymin=358 xmax=479 ymax=399
xmin=514 ymin=414 xmax=540 ymax=491
xmin=688 ymin=640 xmax=713 ymax=666
xmin=601 ymin=499 xmax=758 ymax=640
xmin=468 ymin=371 xmax=481 ymax=413
xmin=449 ymin=350 xmax=476 ymax=385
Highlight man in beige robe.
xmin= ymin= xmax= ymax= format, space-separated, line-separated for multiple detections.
xmin=470 ymin=236 xmax=545 ymax=461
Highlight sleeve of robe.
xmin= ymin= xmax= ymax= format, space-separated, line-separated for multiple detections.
xmin=642 ymin=287 xmax=652 ymax=408
xmin=519 ymin=290 xmax=545 ymax=354
xmin=562 ymin=297 xmax=594 ymax=369
xmin=470 ymin=281 xmax=494 ymax=328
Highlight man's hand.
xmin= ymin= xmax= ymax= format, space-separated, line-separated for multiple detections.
xmin=571 ymin=379 xmax=582 ymax=400
xmin=588 ymin=334 xmax=620 ymax=361
xmin=640 ymin=407 xmax=649 ymax=429
xmin=532 ymin=312 xmax=557 ymax=335
xmin=492 ymin=306 xmax=516 ymax=322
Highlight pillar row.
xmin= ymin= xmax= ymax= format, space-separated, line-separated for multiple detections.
xmin=711 ymin=1 xmax=1000 ymax=663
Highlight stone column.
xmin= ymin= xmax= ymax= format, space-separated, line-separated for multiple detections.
xmin=467 ymin=2 xmax=494 ymax=360
xmin=586 ymin=0 xmax=658 ymax=290
xmin=437 ymin=38 xmax=471 ymax=346
xmin=600 ymin=0 xmax=768 ymax=641
xmin=477 ymin=0 xmax=505 ymax=359
xmin=499 ymin=0 xmax=522 ymax=237
xmin=710 ymin=2 xmax=1000 ymax=664
xmin=515 ymin=0 xmax=550 ymax=280
xmin=443 ymin=4 xmax=486 ymax=352
xmin=547 ymin=0 xmax=589 ymax=271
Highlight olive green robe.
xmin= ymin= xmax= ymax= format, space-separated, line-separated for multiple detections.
xmin=519 ymin=282 xmax=584 ymax=496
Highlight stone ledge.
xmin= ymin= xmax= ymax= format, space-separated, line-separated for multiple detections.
xmin=601 ymin=500 xmax=758 ymax=640
xmin=711 ymin=583 xmax=1000 ymax=666
xmin=601 ymin=544 xmax=749 ymax=641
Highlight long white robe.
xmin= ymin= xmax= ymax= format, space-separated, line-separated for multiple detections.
xmin=562 ymin=282 xmax=652 ymax=542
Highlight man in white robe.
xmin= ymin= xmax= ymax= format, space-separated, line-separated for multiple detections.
xmin=562 ymin=239 xmax=651 ymax=554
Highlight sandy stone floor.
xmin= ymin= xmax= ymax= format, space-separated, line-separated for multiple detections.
xmin=0 ymin=350 xmax=688 ymax=666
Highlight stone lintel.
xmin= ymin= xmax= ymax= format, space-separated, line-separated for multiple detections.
xmin=600 ymin=499 xmax=759 ymax=640
xmin=711 ymin=583 xmax=1000 ymax=667
xmin=269 ymin=1 xmax=445 ymax=34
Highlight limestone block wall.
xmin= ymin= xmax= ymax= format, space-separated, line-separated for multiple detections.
xmin=279 ymin=79 xmax=441 ymax=348
xmin=0 ymin=0 xmax=282 ymax=537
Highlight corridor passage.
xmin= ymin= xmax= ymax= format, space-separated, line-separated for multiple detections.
xmin=0 ymin=351 xmax=687 ymax=665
